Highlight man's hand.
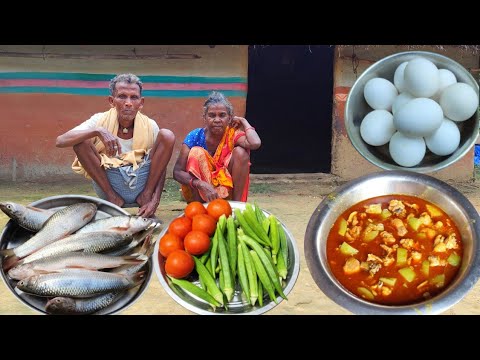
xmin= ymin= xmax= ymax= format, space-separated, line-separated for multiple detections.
xmin=97 ymin=127 xmax=121 ymax=157
xmin=136 ymin=183 xmax=161 ymax=218
xmin=137 ymin=199 xmax=159 ymax=218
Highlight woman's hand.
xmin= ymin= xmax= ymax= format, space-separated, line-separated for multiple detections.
xmin=231 ymin=116 xmax=261 ymax=150
xmin=229 ymin=116 xmax=249 ymax=131
xmin=196 ymin=181 xmax=219 ymax=202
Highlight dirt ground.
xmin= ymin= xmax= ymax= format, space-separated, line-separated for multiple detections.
xmin=2 ymin=173 xmax=480 ymax=315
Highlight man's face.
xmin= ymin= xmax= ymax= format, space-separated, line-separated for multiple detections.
xmin=109 ymin=82 xmax=144 ymax=126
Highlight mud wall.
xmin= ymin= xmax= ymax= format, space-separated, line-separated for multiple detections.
xmin=0 ymin=45 xmax=247 ymax=182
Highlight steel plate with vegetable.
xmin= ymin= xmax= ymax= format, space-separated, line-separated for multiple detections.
xmin=153 ymin=200 xmax=300 ymax=315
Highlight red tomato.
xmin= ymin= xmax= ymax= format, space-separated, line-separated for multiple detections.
xmin=183 ymin=231 xmax=211 ymax=256
xmin=191 ymin=214 xmax=216 ymax=236
xmin=165 ymin=250 xmax=195 ymax=278
xmin=159 ymin=233 xmax=184 ymax=258
xmin=207 ymin=199 xmax=232 ymax=221
xmin=168 ymin=216 xmax=192 ymax=240
xmin=184 ymin=201 xmax=207 ymax=219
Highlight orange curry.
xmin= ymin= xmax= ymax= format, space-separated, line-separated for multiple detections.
xmin=327 ymin=195 xmax=463 ymax=305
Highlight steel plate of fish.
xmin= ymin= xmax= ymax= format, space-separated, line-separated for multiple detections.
xmin=0 ymin=195 xmax=157 ymax=315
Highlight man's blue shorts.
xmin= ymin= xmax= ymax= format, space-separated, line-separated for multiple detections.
xmin=92 ymin=159 xmax=151 ymax=207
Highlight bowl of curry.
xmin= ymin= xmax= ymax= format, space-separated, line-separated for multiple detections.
xmin=304 ymin=170 xmax=480 ymax=314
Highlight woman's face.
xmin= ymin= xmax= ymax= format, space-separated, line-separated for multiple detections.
xmin=205 ymin=104 xmax=231 ymax=135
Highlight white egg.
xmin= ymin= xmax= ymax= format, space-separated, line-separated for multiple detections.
xmin=439 ymin=82 xmax=479 ymax=122
xmin=431 ymin=69 xmax=457 ymax=102
xmin=393 ymin=62 xmax=409 ymax=93
xmin=360 ymin=110 xmax=396 ymax=146
xmin=394 ymin=98 xmax=443 ymax=137
xmin=364 ymin=78 xmax=398 ymax=111
xmin=392 ymin=92 xmax=415 ymax=115
xmin=389 ymin=132 xmax=426 ymax=167
xmin=404 ymin=57 xmax=439 ymax=97
xmin=425 ymin=118 xmax=460 ymax=156
xmin=438 ymin=69 xmax=457 ymax=87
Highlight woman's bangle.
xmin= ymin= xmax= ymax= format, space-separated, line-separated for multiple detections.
xmin=244 ymin=126 xmax=255 ymax=132
xmin=189 ymin=178 xmax=197 ymax=188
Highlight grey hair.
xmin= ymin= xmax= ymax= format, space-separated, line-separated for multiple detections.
xmin=203 ymin=91 xmax=233 ymax=117
xmin=109 ymin=73 xmax=143 ymax=96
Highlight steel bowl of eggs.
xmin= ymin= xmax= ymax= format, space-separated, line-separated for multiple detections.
xmin=304 ymin=170 xmax=480 ymax=314
xmin=345 ymin=51 xmax=479 ymax=172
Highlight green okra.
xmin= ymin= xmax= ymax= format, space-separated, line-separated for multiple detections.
xmin=262 ymin=245 xmax=282 ymax=281
xmin=257 ymin=277 xmax=264 ymax=307
xmin=210 ymin=228 xmax=219 ymax=277
xmin=262 ymin=217 xmax=270 ymax=235
xmin=193 ymin=256 xmax=223 ymax=306
xmin=269 ymin=215 xmax=280 ymax=264
xmin=276 ymin=244 xmax=288 ymax=280
xmin=254 ymin=202 xmax=267 ymax=224
xmin=239 ymin=233 xmax=287 ymax=300
xmin=278 ymin=220 xmax=289 ymax=266
xmin=168 ymin=276 xmax=221 ymax=310
xmin=234 ymin=209 xmax=268 ymax=246
xmin=243 ymin=204 xmax=272 ymax=247
xmin=198 ymin=273 xmax=206 ymax=290
xmin=219 ymin=264 xmax=224 ymax=292
xmin=226 ymin=216 xmax=237 ymax=279
xmin=217 ymin=214 xmax=227 ymax=234
xmin=217 ymin=228 xmax=234 ymax=302
xmin=237 ymin=242 xmax=250 ymax=305
xmin=199 ymin=245 xmax=211 ymax=265
xmin=240 ymin=239 xmax=258 ymax=306
xmin=249 ymin=250 xmax=277 ymax=303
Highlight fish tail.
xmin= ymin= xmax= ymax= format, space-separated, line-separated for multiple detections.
xmin=143 ymin=234 xmax=158 ymax=258
xmin=121 ymin=255 xmax=147 ymax=265
xmin=136 ymin=227 xmax=159 ymax=257
xmin=0 ymin=248 xmax=15 ymax=257
xmin=136 ymin=235 xmax=151 ymax=256
xmin=132 ymin=221 xmax=160 ymax=248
